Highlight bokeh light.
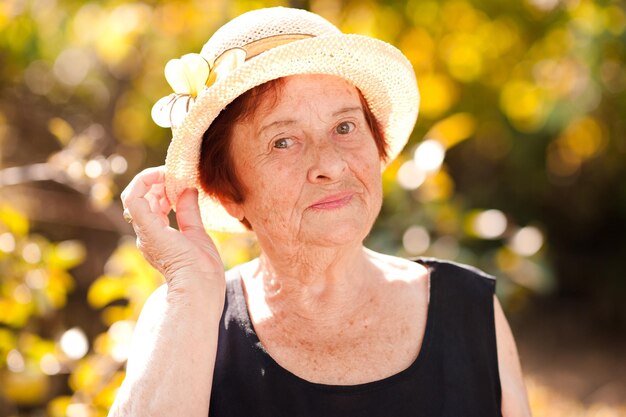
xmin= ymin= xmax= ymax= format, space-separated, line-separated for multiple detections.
xmin=472 ymin=209 xmax=508 ymax=239
xmin=0 ymin=232 xmax=16 ymax=253
xmin=509 ymin=226 xmax=544 ymax=257
xmin=500 ymin=80 xmax=548 ymax=132
xmin=40 ymin=353 xmax=61 ymax=376
xmin=108 ymin=320 xmax=135 ymax=363
xmin=414 ymin=139 xmax=446 ymax=172
xmin=84 ymin=159 xmax=106 ymax=179
xmin=417 ymin=73 xmax=458 ymax=118
xmin=22 ymin=242 xmax=42 ymax=264
xmin=24 ymin=60 xmax=54 ymax=95
xmin=526 ymin=0 xmax=560 ymax=12
xmin=60 ymin=328 xmax=89 ymax=361
xmin=397 ymin=160 xmax=427 ymax=190
xmin=402 ymin=226 xmax=431 ymax=255
xmin=53 ymin=48 xmax=92 ymax=86
xmin=13 ymin=284 xmax=32 ymax=304
xmin=108 ymin=154 xmax=128 ymax=174
xmin=67 ymin=161 xmax=85 ymax=180
xmin=66 ymin=403 xmax=93 ymax=417
xmin=430 ymin=236 xmax=460 ymax=259
xmin=25 ymin=269 xmax=48 ymax=289
xmin=7 ymin=349 xmax=26 ymax=373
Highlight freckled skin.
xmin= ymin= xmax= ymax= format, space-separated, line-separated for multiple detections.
xmin=222 ymin=75 xmax=431 ymax=385
xmin=226 ymin=74 xmax=383 ymax=253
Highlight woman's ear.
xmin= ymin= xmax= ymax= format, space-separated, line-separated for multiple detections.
xmin=219 ymin=197 xmax=245 ymax=222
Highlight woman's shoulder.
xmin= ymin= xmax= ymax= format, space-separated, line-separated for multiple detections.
xmin=364 ymin=250 xmax=495 ymax=283
xmin=419 ymin=257 xmax=497 ymax=303
xmin=416 ymin=256 xmax=496 ymax=282
xmin=365 ymin=249 xmax=428 ymax=284
xmin=366 ymin=251 xmax=497 ymax=306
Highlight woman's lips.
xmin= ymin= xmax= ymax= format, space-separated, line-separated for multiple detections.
xmin=309 ymin=192 xmax=355 ymax=209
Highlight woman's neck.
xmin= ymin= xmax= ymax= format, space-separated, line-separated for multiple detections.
xmin=240 ymin=243 xmax=381 ymax=325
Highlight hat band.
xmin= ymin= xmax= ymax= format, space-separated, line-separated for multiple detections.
xmin=221 ymin=33 xmax=316 ymax=61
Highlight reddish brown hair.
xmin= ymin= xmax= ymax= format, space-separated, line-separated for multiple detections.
xmin=198 ymin=77 xmax=388 ymax=230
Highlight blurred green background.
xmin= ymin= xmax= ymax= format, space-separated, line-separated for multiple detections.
xmin=1 ymin=0 xmax=625 ymax=415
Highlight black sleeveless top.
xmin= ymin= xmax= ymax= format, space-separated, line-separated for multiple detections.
xmin=209 ymin=258 xmax=502 ymax=417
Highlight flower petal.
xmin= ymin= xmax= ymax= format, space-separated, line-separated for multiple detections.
xmin=180 ymin=53 xmax=210 ymax=96
xmin=164 ymin=59 xmax=192 ymax=95
xmin=151 ymin=94 xmax=178 ymax=128
xmin=210 ymin=48 xmax=246 ymax=85
xmin=169 ymin=95 xmax=195 ymax=128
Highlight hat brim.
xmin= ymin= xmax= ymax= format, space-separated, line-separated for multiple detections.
xmin=165 ymin=34 xmax=419 ymax=233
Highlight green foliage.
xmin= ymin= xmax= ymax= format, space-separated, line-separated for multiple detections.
xmin=1 ymin=0 xmax=625 ymax=415
xmin=0 ymin=205 xmax=84 ymax=410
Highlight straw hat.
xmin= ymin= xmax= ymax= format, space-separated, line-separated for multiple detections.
xmin=154 ymin=7 xmax=420 ymax=233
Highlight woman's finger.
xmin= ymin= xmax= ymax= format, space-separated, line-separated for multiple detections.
xmin=147 ymin=182 xmax=171 ymax=213
xmin=158 ymin=193 xmax=172 ymax=214
xmin=176 ymin=188 xmax=206 ymax=236
xmin=176 ymin=188 xmax=222 ymax=263
xmin=144 ymin=190 xmax=158 ymax=214
xmin=121 ymin=166 xmax=166 ymax=207
xmin=121 ymin=167 xmax=171 ymax=239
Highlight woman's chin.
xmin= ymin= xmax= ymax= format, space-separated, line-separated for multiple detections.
xmin=298 ymin=218 xmax=372 ymax=248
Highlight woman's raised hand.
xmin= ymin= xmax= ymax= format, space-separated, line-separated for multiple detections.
xmin=120 ymin=166 xmax=225 ymax=291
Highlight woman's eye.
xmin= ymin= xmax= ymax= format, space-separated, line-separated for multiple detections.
xmin=336 ymin=121 xmax=355 ymax=135
xmin=273 ymin=137 xmax=294 ymax=149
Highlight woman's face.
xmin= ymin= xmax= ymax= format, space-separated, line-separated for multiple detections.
xmin=225 ymin=74 xmax=383 ymax=249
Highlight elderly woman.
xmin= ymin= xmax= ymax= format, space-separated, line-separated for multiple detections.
xmin=111 ymin=7 xmax=531 ymax=417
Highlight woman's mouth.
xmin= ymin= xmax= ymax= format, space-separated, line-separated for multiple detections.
xmin=309 ymin=192 xmax=355 ymax=210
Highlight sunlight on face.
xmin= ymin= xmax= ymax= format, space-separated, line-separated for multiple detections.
xmin=226 ymin=74 xmax=383 ymax=250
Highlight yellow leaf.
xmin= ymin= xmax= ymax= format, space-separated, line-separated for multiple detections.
xmin=426 ymin=113 xmax=477 ymax=149
xmin=93 ymin=370 xmax=125 ymax=409
xmin=102 ymin=305 xmax=133 ymax=325
xmin=47 ymin=240 xmax=86 ymax=270
xmin=47 ymin=395 xmax=72 ymax=417
xmin=0 ymin=299 xmax=33 ymax=327
xmin=48 ymin=118 xmax=74 ymax=145
xmin=20 ymin=333 xmax=55 ymax=361
xmin=500 ymin=79 xmax=548 ymax=132
xmin=45 ymin=269 xmax=75 ymax=309
xmin=0 ymin=328 xmax=16 ymax=364
xmin=418 ymin=170 xmax=454 ymax=202
xmin=88 ymin=275 xmax=128 ymax=309
xmin=68 ymin=357 xmax=106 ymax=393
xmin=93 ymin=333 xmax=113 ymax=356
xmin=418 ymin=73 xmax=459 ymax=119
xmin=0 ymin=205 xmax=29 ymax=236
xmin=0 ymin=367 xmax=49 ymax=405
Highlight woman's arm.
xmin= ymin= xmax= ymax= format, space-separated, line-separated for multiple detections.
xmin=108 ymin=167 xmax=226 ymax=417
xmin=494 ymin=296 xmax=533 ymax=417
xmin=109 ymin=280 xmax=223 ymax=417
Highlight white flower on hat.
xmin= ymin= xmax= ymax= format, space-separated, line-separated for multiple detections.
xmin=151 ymin=49 xmax=246 ymax=128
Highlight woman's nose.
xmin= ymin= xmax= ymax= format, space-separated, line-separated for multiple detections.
xmin=306 ymin=140 xmax=348 ymax=183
